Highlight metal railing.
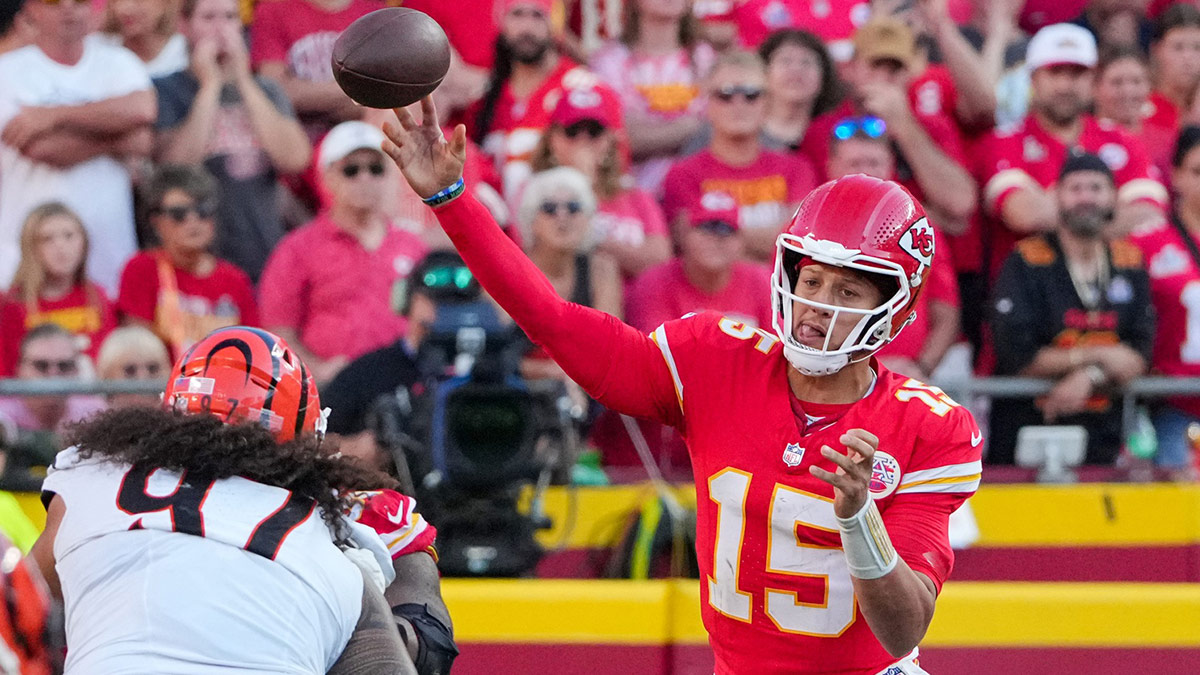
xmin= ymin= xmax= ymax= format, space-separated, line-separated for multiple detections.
xmin=1 ymin=375 xmax=1199 ymax=439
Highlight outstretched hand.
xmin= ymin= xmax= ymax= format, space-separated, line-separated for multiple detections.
xmin=380 ymin=96 xmax=467 ymax=200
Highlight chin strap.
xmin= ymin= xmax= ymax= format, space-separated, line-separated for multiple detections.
xmin=782 ymin=343 xmax=850 ymax=376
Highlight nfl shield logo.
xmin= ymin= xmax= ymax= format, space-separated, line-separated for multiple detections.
xmin=782 ymin=443 xmax=805 ymax=467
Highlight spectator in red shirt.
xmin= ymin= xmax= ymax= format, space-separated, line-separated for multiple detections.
xmin=531 ymin=85 xmax=670 ymax=282
xmin=1096 ymin=45 xmax=1179 ymax=184
xmin=0 ymin=203 xmax=117 ymax=378
xmin=824 ymin=128 xmax=960 ymax=381
xmin=662 ymin=50 xmax=818 ymax=263
xmin=976 ymin=23 xmax=1168 ymax=282
xmin=627 ymin=191 xmax=772 ymax=333
xmin=588 ymin=0 xmax=714 ymax=196
xmin=259 ymin=121 xmax=428 ymax=382
xmin=1131 ymin=126 xmax=1200 ymax=480
xmin=249 ymin=0 xmax=381 ymax=140
xmin=118 ymin=164 xmax=259 ymax=358
xmin=468 ymin=0 xmax=599 ymax=204
xmin=756 ymin=29 xmax=842 ymax=153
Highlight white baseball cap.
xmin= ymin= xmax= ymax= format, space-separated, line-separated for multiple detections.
xmin=1026 ymin=23 xmax=1098 ymax=72
xmin=318 ymin=121 xmax=386 ymax=170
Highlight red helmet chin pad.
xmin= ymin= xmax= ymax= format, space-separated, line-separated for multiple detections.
xmin=163 ymin=327 xmax=323 ymax=443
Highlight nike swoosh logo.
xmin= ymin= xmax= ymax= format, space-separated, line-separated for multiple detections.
xmin=386 ymin=506 xmax=406 ymax=525
xmin=971 ymin=431 xmax=983 ymax=447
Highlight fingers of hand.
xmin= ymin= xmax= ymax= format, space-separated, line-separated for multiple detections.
xmin=420 ymin=96 xmax=439 ymax=128
xmin=393 ymin=106 xmax=419 ymax=131
xmin=450 ymin=124 xmax=468 ymax=158
xmin=821 ymin=445 xmax=865 ymax=479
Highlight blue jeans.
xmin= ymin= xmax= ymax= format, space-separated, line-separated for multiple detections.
xmin=1154 ymin=405 xmax=1200 ymax=468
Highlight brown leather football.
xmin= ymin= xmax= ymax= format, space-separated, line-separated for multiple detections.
xmin=331 ymin=8 xmax=451 ymax=109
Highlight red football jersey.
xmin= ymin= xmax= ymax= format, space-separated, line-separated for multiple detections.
xmin=977 ymin=114 xmax=1168 ymax=278
xmin=1131 ymin=222 xmax=1200 ymax=418
xmin=653 ymin=311 xmax=981 ymax=675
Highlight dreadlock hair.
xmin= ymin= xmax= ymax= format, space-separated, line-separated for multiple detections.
xmin=473 ymin=38 xmax=517 ymax=145
xmin=65 ymin=408 xmax=398 ymax=539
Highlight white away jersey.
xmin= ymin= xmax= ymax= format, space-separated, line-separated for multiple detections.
xmin=42 ymin=447 xmax=363 ymax=674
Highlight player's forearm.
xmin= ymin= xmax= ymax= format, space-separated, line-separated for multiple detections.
xmin=852 ymin=561 xmax=937 ymax=658
xmin=51 ymin=90 xmax=157 ymax=135
xmin=433 ymin=195 xmax=678 ymax=423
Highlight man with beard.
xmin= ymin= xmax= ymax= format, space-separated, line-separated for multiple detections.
xmin=976 ymin=23 xmax=1168 ymax=286
xmin=466 ymin=0 xmax=617 ymax=205
xmin=988 ymin=152 xmax=1154 ymax=465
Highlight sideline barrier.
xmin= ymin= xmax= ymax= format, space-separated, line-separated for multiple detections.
xmin=443 ymin=579 xmax=1200 ymax=674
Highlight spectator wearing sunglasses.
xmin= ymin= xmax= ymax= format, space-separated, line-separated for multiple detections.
xmin=0 ymin=323 xmax=106 ymax=435
xmin=0 ymin=203 xmax=117 ymax=378
xmin=803 ymin=17 xmax=976 ymax=237
xmin=118 ymin=164 xmax=258 ymax=359
xmin=260 ymin=121 xmax=429 ymax=383
xmin=531 ymin=86 xmax=671 ymax=283
xmin=588 ymin=0 xmax=715 ymax=197
xmin=95 ymin=325 xmax=171 ymax=409
xmin=662 ymin=50 xmax=818 ymax=263
xmin=516 ymin=167 xmax=623 ymax=387
xmin=0 ymin=0 xmax=155 ymax=294
xmin=154 ymin=0 xmax=312 ymax=283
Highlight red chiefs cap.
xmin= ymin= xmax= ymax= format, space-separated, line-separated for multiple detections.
xmin=551 ymin=85 xmax=623 ymax=130
xmin=689 ymin=192 xmax=740 ymax=234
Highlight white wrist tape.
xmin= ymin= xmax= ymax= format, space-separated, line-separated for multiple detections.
xmin=837 ymin=499 xmax=899 ymax=580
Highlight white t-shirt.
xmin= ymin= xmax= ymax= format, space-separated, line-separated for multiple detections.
xmin=92 ymin=32 xmax=189 ymax=79
xmin=0 ymin=40 xmax=151 ymax=293
xmin=42 ymin=447 xmax=363 ymax=674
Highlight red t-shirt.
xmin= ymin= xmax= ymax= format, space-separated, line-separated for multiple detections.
xmin=249 ymin=0 xmax=383 ymax=79
xmin=693 ymin=0 xmax=871 ymax=60
xmin=595 ymin=189 xmax=668 ymax=247
xmin=117 ymin=252 xmax=259 ymax=357
xmin=1131 ymin=221 xmax=1200 ymax=417
xmin=393 ymin=0 xmax=497 ymax=69
xmin=626 ymin=258 xmax=773 ymax=333
xmin=0 ymin=283 xmax=116 ymax=377
xmin=879 ymin=230 xmax=959 ymax=362
xmin=258 ymin=214 xmax=428 ymax=361
xmin=976 ymin=114 xmax=1169 ymax=278
xmin=661 ymin=148 xmax=817 ymax=232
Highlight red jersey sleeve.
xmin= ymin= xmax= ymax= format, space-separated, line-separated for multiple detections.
xmin=434 ymin=194 xmax=683 ymax=429
xmin=347 ymin=489 xmax=438 ymax=560
xmin=116 ymin=253 xmax=160 ymax=324
xmin=885 ymin=403 xmax=982 ymax=593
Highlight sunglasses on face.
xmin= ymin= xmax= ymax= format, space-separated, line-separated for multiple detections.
xmin=712 ymin=85 xmax=764 ymax=103
xmin=539 ymin=200 xmax=583 ymax=216
xmin=156 ymin=202 xmax=217 ymax=223
xmin=341 ymin=161 xmax=386 ymax=179
xmin=832 ymin=116 xmax=887 ymax=140
xmin=563 ymin=120 xmax=607 ymax=139
xmin=121 ymin=362 xmax=164 ymax=379
xmin=24 ymin=358 xmax=78 ymax=376
xmin=695 ymin=220 xmax=738 ymax=237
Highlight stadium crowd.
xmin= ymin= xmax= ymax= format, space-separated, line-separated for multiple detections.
xmin=0 ymin=0 xmax=1199 ymax=492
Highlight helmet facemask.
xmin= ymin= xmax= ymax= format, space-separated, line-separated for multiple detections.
xmin=772 ymin=234 xmax=914 ymax=376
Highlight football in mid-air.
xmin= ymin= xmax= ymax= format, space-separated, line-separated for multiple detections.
xmin=331 ymin=8 xmax=451 ymax=109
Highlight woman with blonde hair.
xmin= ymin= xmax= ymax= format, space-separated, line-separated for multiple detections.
xmin=0 ymin=203 xmax=116 ymax=377
xmin=95 ymin=326 xmax=172 ymax=408
xmin=98 ymin=0 xmax=188 ymax=77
